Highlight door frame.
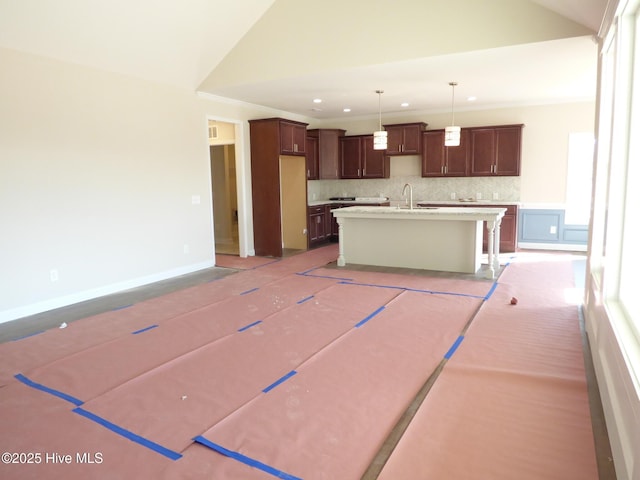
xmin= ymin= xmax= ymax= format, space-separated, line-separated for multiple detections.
xmin=206 ymin=116 xmax=253 ymax=258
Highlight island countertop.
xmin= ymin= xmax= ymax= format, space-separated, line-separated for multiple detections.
xmin=331 ymin=205 xmax=507 ymax=222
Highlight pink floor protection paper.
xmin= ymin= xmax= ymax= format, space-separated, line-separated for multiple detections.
xmin=0 ymin=247 xmax=599 ymax=480
xmin=377 ymin=254 xmax=598 ymax=480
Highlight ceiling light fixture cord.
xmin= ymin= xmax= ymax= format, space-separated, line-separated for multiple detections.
xmin=377 ymin=89 xmax=383 ymax=130
xmin=450 ymin=81 xmax=457 ymax=125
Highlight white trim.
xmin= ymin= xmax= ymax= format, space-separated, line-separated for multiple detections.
xmin=518 ymin=242 xmax=587 ymax=252
xmin=0 ymin=261 xmax=215 ymax=325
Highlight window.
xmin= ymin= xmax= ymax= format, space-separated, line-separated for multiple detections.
xmin=564 ymin=132 xmax=594 ymax=225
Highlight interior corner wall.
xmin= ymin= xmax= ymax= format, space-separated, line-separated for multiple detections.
xmin=0 ymin=47 xmax=220 ymax=323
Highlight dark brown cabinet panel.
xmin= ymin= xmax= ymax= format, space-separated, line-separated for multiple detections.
xmin=307 ymin=205 xmax=327 ymax=247
xmin=279 ymin=119 xmax=307 ymax=155
xmin=383 ymin=122 xmax=427 ymax=155
xmin=362 ymin=135 xmax=388 ymax=178
xmin=417 ymin=202 xmax=519 ymax=252
xmin=305 ymin=135 xmax=318 ymax=179
xmin=470 ymin=125 xmax=523 ymax=176
xmin=422 ymin=129 xmax=469 ymax=177
xmin=340 ymin=135 xmax=389 ymax=179
xmin=340 ymin=136 xmax=362 ymax=178
xmin=249 ymin=117 xmax=308 ymax=257
xmin=307 ymin=129 xmax=345 ymax=180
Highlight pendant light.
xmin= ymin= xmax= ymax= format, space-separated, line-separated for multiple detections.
xmin=373 ymin=89 xmax=387 ymax=150
xmin=444 ymin=81 xmax=461 ymax=147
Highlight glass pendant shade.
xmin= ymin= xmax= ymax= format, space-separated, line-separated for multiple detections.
xmin=444 ymin=125 xmax=461 ymax=147
xmin=373 ymin=130 xmax=388 ymax=150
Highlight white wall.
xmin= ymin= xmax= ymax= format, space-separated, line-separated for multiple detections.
xmin=0 ymin=47 xmax=304 ymax=323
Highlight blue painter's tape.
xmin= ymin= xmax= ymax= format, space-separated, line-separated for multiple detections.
xmin=484 ymin=282 xmax=499 ymax=300
xmin=338 ymin=281 xmax=484 ymax=299
xmin=73 ymin=407 xmax=182 ymax=460
xmin=131 ymin=324 xmax=159 ymax=335
xmin=112 ymin=304 xmax=133 ymax=311
xmin=238 ymin=320 xmax=262 ymax=332
xmin=263 ymin=370 xmax=297 ymax=393
xmin=240 ymin=287 xmax=259 ymax=296
xmin=297 ymin=272 xmax=354 ymax=281
xmin=193 ymin=436 xmax=302 ymax=480
xmin=444 ymin=336 xmax=464 ymax=359
xmin=11 ymin=330 xmax=45 ymax=341
xmin=297 ymin=295 xmax=314 ymax=304
xmin=14 ymin=373 xmax=84 ymax=406
xmin=355 ymin=306 xmax=385 ymax=328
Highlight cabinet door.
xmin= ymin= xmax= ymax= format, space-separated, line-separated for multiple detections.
xmin=305 ymin=136 xmax=318 ymax=180
xmin=317 ymin=129 xmax=344 ymax=179
xmin=495 ymin=127 xmax=521 ymax=175
xmin=307 ymin=207 xmax=326 ymax=246
xmin=340 ymin=137 xmax=362 ymax=178
xmin=385 ymin=127 xmax=404 ymax=155
xmin=422 ymin=130 xmax=445 ymax=176
xmin=280 ymin=122 xmax=306 ymax=155
xmin=470 ymin=128 xmax=496 ymax=176
xmin=444 ymin=129 xmax=469 ymax=176
xmin=401 ymin=125 xmax=422 ymax=154
xmin=362 ymin=136 xmax=389 ymax=178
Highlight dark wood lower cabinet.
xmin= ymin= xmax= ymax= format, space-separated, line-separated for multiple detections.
xmin=417 ymin=203 xmax=518 ymax=253
xmin=308 ymin=202 xmax=390 ymax=247
xmin=307 ymin=205 xmax=327 ymax=247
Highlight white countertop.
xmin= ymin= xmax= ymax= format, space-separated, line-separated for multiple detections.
xmin=415 ymin=200 xmax=520 ymax=206
xmin=308 ymin=198 xmax=389 ymax=207
xmin=331 ymin=205 xmax=506 ymax=222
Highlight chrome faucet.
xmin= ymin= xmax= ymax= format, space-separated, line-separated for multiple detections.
xmin=402 ymin=183 xmax=413 ymax=210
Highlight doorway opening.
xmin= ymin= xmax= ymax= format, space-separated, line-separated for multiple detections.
xmin=209 ymin=120 xmax=239 ymax=255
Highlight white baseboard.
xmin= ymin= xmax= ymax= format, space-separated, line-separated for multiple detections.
xmin=518 ymin=242 xmax=587 ymax=252
xmin=0 ymin=260 xmax=215 ymax=325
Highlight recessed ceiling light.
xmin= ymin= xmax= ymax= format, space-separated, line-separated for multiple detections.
xmin=343 ymin=108 xmax=351 ymax=113
xmin=467 ymin=96 xmax=477 ymax=102
xmin=313 ymin=98 xmax=322 ymax=103
xmin=401 ymin=102 xmax=409 ymax=107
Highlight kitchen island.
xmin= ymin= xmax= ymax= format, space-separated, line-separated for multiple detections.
xmin=332 ymin=206 xmax=506 ymax=278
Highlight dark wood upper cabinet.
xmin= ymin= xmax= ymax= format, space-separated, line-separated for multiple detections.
xmin=305 ymin=135 xmax=318 ymax=179
xmin=340 ymin=136 xmax=362 ymax=178
xmin=422 ymin=129 xmax=469 ymax=177
xmin=279 ymin=119 xmax=307 ymax=155
xmin=361 ymin=135 xmax=388 ymax=178
xmin=470 ymin=125 xmax=523 ymax=176
xmin=339 ymin=135 xmax=389 ymax=179
xmin=383 ymin=122 xmax=427 ymax=155
xmin=306 ymin=129 xmax=345 ymax=180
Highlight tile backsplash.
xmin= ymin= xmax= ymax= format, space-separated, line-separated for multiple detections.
xmin=308 ymin=155 xmax=520 ymax=204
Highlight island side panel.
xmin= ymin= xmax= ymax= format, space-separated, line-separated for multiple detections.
xmin=341 ymin=217 xmax=483 ymax=274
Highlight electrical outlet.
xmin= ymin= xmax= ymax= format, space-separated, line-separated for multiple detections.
xmin=303 ymin=228 xmax=308 ymax=235
xmin=450 ymin=192 xmax=456 ymax=200
xmin=50 ymin=269 xmax=59 ymax=282
xmin=191 ymin=195 xmax=201 ymax=205
xmin=550 ymin=226 xmax=557 ymax=234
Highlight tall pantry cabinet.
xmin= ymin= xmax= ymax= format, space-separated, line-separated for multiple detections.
xmin=249 ymin=118 xmax=308 ymax=257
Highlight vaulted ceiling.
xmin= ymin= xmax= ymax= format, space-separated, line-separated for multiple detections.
xmin=0 ymin=0 xmax=608 ymax=120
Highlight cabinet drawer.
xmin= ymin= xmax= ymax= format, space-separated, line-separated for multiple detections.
xmin=307 ymin=205 xmax=326 ymax=215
